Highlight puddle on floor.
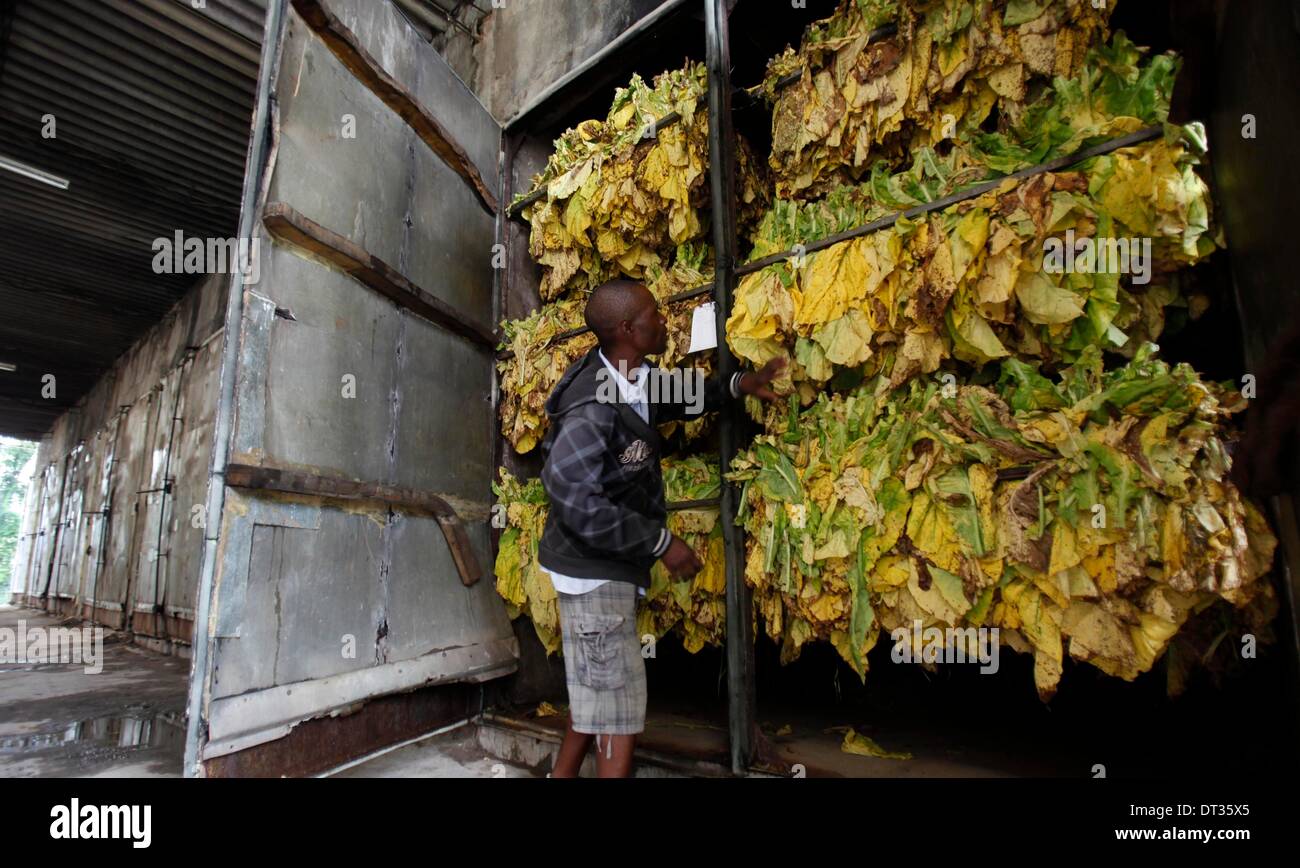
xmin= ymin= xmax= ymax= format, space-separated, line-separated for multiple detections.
xmin=0 ymin=710 xmax=186 ymax=755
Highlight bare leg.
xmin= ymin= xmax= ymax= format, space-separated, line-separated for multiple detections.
xmin=594 ymin=734 xmax=637 ymax=778
xmin=552 ymin=716 xmax=593 ymax=778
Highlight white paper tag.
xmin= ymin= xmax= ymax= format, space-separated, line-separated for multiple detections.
xmin=687 ymin=302 xmax=718 ymax=354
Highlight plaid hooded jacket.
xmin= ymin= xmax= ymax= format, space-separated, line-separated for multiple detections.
xmin=537 ymin=346 xmax=743 ymax=588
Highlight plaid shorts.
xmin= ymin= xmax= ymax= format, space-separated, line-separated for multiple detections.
xmin=556 ymin=581 xmax=647 ymax=735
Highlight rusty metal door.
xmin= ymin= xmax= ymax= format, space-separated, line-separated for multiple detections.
xmin=187 ymin=0 xmax=513 ymax=770
xmin=48 ymin=442 xmax=85 ymax=610
xmin=24 ymin=458 xmax=64 ymax=605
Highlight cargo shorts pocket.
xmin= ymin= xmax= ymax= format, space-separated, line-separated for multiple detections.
xmin=573 ymin=613 xmax=626 ymax=690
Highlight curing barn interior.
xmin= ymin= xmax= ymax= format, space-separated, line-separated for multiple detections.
xmin=2 ymin=0 xmax=1297 ymax=781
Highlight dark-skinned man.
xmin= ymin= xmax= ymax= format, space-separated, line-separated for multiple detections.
xmin=537 ymin=279 xmax=785 ymax=778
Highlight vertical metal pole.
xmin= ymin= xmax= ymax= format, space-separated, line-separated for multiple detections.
xmin=705 ymin=0 xmax=755 ymax=775
xmin=183 ymin=0 xmax=289 ymax=778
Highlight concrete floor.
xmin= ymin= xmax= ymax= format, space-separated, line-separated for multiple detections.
xmin=327 ymin=723 xmax=537 ymax=778
xmin=0 ymin=605 xmax=189 ymax=778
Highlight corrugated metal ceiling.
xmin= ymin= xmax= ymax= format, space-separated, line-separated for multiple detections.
xmin=0 ymin=0 xmax=266 ymax=438
xmin=0 ymin=0 xmax=490 ymax=440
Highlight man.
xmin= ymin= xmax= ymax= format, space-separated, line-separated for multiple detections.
xmin=537 ymin=279 xmax=785 ymax=778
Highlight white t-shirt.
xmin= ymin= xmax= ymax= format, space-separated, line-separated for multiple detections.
xmin=548 ymin=350 xmax=650 ymax=597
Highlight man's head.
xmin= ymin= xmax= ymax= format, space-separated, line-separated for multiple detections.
xmin=584 ymin=279 xmax=667 ymax=357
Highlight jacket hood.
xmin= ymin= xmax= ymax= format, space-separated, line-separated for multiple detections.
xmin=544 ymin=346 xmax=604 ymax=419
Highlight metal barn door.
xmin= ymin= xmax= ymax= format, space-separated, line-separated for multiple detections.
xmin=186 ymin=0 xmax=513 ymax=772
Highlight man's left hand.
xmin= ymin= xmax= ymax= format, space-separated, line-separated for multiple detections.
xmin=737 ymin=357 xmax=787 ymax=403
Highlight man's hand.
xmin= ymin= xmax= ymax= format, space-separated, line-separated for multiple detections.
xmin=660 ymin=535 xmax=702 ymax=579
xmin=737 ymin=357 xmax=787 ymax=402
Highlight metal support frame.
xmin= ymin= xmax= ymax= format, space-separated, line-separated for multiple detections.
xmin=704 ymin=0 xmax=755 ymax=776
xmin=185 ymin=0 xmax=290 ymax=779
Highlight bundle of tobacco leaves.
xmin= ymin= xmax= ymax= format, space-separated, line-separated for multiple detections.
xmin=727 ymin=345 xmax=1276 ymax=699
xmin=729 ymin=34 xmax=1214 ymax=396
xmin=764 ymin=0 xmax=1117 ymax=198
xmin=517 ymin=63 xmax=768 ymax=301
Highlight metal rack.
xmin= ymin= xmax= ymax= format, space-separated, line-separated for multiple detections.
xmin=703 ymin=0 xmax=753 ymax=774
xmin=495 ymin=0 xmax=1177 ymax=776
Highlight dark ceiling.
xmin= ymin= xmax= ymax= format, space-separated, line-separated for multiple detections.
xmin=0 ymin=0 xmax=488 ymax=441
xmin=0 ymin=0 xmax=265 ymax=439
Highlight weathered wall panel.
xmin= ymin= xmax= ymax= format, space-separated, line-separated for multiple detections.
xmin=321 ymin=0 xmax=500 ymax=194
xmin=270 ymin=17 xmax=417 ymax=274
xmin=393 ymin=312 xmax=493 ymax=502
xmin=405 ymin=133 xmax=498 ymax=324
xmin=68 ymin=430 xmax=109 ymax=608
xmin=262 ymin=511 xmax=388 ymax=685
xmin=102 ymin=394 xmax=153 ymax=625
xmin=165 ymin=340 xmax=223 ymax=626
xmin=269 ymin=12 xmax=496 ymax=324
xmin=435 ymin=0 xmax=666 ymax=123
xmin=8 ymin=272 xmax=227 ymax=653
xmin=131 ymin=368 xmax=180 ymax=632
xmin=249 ymin=253 xmax=402 ymax=481
xmin=384 ymin=516 xmax=500 ymax=660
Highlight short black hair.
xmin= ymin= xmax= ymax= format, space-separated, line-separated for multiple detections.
xmin=584 ymin=279 xmax=650 ymax=348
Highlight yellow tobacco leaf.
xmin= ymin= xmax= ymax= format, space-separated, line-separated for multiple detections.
xmin=841 ymin=728 xmax=912 ymax=760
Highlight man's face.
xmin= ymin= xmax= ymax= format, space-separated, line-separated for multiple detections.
xmin=625 ymin=286 xmax=668 ymax=356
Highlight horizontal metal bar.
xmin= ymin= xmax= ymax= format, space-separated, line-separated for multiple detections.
xmin=668 ymin=282 xmax=715 ymax=304
xmin=737 ymin=126 xmax=1164 ymax=276
xmin=262 ymin=202 xmax=497 ymax=349
xmin=223 ymin=463 xmax=483 ymax=587
xmin=667 ymin=496 xmax=721 ymax=511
